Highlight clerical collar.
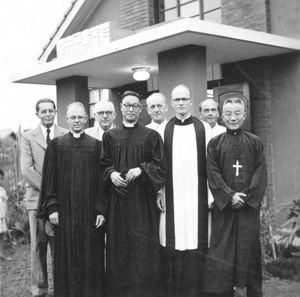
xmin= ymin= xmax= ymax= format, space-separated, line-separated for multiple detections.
xmin=123 ymin=121 xmax=137 ymax=128
xmin=175 ymin=115 xmax=192 ymax=126
xmin=70 ymin=131 xmax=84 ymax=138
xmin=227 ymin=127 xmax=243 ymax=136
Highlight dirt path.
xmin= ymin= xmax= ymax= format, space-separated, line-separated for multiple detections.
xmin=1 ymin=243 xmax=299 ymax=297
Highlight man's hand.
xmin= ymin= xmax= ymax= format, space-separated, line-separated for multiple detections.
xmin=231 ymin=192 xmax=246 ymax=209
xmin=110 ymin=171 xmax=127 ymax=187
xmin=95 ymin=215 xmax=105 ymax=228
xmin=49 ymin=212 xmax=59 ymax=225
xmin=125 ymin=167 xmax=142 ymax=183
xmin=156 ymin=191 xmax=165 ymax=212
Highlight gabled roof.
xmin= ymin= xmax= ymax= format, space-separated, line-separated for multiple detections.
xmin=39 ymin=0 xmax=104 ymax=63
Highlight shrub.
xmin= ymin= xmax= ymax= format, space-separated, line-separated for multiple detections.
xmin=264 ymin=258 xmax=297 ymax=280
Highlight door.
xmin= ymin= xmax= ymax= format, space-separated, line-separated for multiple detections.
xmin=213 ymin=82 xmax=251 ymax=131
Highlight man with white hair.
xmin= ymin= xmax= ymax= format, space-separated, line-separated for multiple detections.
xmin=85 ymin=100 xmax=116 ymax=140
xmin=146 ymin=92 xmax=168 ymax=140
xmin=161 ymin=84 xmax=208 ymax=297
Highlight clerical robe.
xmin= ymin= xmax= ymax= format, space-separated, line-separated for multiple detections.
xmin=162 ymin=116 xmax=208 ymax=297
xmin=38 ymin=132 xmax=106 ymax=297
xmin=204 ymin=128 xmax=267 ymax=294
xmin=101 ymin=123 xmax=167 ymax=297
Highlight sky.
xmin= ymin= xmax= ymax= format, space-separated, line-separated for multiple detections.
xmin=0 ymin=0 xmax=73 ymax=131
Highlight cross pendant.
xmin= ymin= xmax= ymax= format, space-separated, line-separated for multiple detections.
xmin=233 ymin=160 xmax=242 ymax=176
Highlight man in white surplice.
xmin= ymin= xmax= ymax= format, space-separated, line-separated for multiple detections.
xmin=199 ymin=98 xmax=226 ymax=245
xmin=160 ymin=84 xmax=208 ymax=297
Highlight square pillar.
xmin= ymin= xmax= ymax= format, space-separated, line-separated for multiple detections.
xmin=56 ymin=76 xmax=89 ymax=128
xmin=158 ymin=45 xmax=207 ymax=118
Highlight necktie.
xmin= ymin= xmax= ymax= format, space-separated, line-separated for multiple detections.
xmin=46 ymin=128 xmax=51 ymax=145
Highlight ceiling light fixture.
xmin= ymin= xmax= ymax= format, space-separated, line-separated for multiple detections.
xmin=132 ymin=67 xmax=150 ymax=81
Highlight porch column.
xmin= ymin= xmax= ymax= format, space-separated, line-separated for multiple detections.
xmin=56 ymin=76 xmax=89 ymax=128
xmin=158 ymin=45 xmax=207 ymax=118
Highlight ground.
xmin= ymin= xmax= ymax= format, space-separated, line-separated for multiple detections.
xmin=1 ymin=243 xmax=300 ymax=297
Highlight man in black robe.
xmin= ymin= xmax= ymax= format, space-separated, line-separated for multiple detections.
xmin=160 ymin=84 xmax=208 ymax=297
xmin=38 ymin=102 xmax=106 ymax=297
xmin=101 ymin=90 xmax=167 ymax=297
xmin=204 ymin=97 xmax=267 ymax=297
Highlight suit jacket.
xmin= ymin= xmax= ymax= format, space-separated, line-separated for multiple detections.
xmin=21 ymin=125 xmax=67 ymax=210
xmin=85 ymin=124 xmax=115 ymax=141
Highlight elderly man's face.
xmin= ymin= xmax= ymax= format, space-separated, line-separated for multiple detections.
xmin=147 ymin=96 xmax=168 ymax=124
xmin=222 ymin=102 xmax=246 ymax=130
xmin=94 ymin=103 xmax=116 ymax=131
xmin=200 ymin=100 xmax=219 ymax=128
xmin=120 ymin=95 xmax=141 ymax=123
xmin=36 ymin=102 xmax=56 ymax=128
xmin=66 ymin=105 xmax=87 ymax=133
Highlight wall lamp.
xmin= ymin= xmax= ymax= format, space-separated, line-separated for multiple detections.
xmin=132 ymin=67 xmax=150 ymax=81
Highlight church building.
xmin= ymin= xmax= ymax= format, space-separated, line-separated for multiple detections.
xmin=13 ymin=0 xmax=300 ymax=226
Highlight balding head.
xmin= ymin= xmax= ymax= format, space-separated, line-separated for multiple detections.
xmin=199 ymin=98 xmax=219 ymax=128
xmin=146 ymin=93 xmax=168 ymax=124
xmin=66 ymin=102 xmax=87 ymax=133
xmin=171 ymin=84 xmax=191 ymax=100
xmin=171 ymin=84 xmax=192 ymax=118
xmin=94 ymin=100 xmax=116 ymax=130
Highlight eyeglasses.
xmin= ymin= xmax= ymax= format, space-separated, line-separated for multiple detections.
xmin=223 ymin=112 xmax=244 ymax=119
xmin=172 ymin=98 xmax=191 ymax=103
xmin=122 ymin=103 xmax=141 ymax=110
xmin=96 ymin=111 xmax=114 ymax=116
xmin=148 ymin=104 xmax=164 ymax=110
xmin=68 ymin=115 xmax=86 ymax=121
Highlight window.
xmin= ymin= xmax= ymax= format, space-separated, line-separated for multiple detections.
xmin=157 ymin=0 xmax=221 ymax=23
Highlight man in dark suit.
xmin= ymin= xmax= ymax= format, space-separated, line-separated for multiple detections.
xmin=21 ymin=98 xmax=67 ymax=297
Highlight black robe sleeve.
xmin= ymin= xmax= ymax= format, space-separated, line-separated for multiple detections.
xmin=94 ymin=140 xmax=108 ymax=216
xmin=242 ymin=137 xmax=267 ymax=210
xmin=139 ymin=132 xmax=167 ymax=193
xmin=207 ymin=138 xmax=236 ymax=211
xmin=101 ymin=132 xmax=116 ymax=193
xmin=37 ymin=139 xmax=58 ymax=219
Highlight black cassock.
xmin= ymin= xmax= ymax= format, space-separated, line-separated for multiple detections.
xmin=204 ymin=128 xmax=267 ymax=293
xmin=38 ymin=132 xmax=106 ymax=297
xmin=101 ymin=123 xmax=167 ymax=297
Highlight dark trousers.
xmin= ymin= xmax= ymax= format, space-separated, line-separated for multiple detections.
xmin=205 ymin=285 xmax=262 ymax=297
xmin=162 ymin=247 xmax=205 ymax=297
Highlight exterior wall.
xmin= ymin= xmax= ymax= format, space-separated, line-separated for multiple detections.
xmin=269 ymin=53 xmax=300 ymax=220
xmin=158 ymin=45 xmax=207 ymax=119
xmin=222 ymin=59 xmax=275 ymax=219
xmin=56 ymin=76 xmax=90 ymax=129
xmin=269 ymin=0 xmax=300 ymax=39
xmin=119 ymin=0 xmax=153 ymax=30
xmin=82 ymin=0 xmax=121 ymax=30
xmin=221 ymin=0 xmax=269 ymax=32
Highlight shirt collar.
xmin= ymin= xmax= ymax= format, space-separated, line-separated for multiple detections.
xmin=40 ymin=124 xmax=54 ymax=138
xmin=122 ymin=121 xmax=137 ymax=128
xmin=227 ymin=127 xmax=243 ymax=135
xmin=70 ymin=131 xmax=84 ymax=138
xmin=175 ymin=114 xmax=192 ymax=125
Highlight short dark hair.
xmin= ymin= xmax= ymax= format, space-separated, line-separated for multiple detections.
xmin=121 ymin=90 xmax=141 ymax=102
xmin=35 ymin=98 xmax=56 ymax=112
xmin=0 ymin=169 xmax=4 ymax=177
xmin=223 ymin=97 xmax=245 ymax=107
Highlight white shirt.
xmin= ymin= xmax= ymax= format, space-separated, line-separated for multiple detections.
xmin=40 ymin=124 xmax=54 ymax=142
xmin=146 ymin=119 xmax=168 ymax=140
